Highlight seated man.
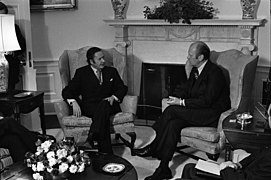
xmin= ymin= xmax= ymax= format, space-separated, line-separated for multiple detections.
xmin=132 ymin=41 xmax=231 ymax=180
xmin=181 ymin=146 xmax=271 ymax=180
xmin=62 ymin=47 xmax=127 ymax=154
xmin=0 ymin=117 xmax=53 ymax=162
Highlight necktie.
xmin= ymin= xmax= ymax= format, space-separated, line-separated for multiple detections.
xmin=190 ymin=67 xmax=199 ymax=86
xmin=96 ymin=69 xmax=102 ymax=84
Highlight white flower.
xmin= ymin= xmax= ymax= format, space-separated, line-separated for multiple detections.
xmin=69 ymin=164 xmax=78 ymax=173
xmin=26 ymin=159 xmax=32 ymax=167
xmin=67 ymin=155 xmax=73 ymax=163
xmin=57 ymin=149 xmax=67 ymax=159
xmin=46 ymin=151 xmax=55 ymax=159
xmin=41 ymin=140 xmax=52 ymax=152
xmin=36 ymin=162 xmax=45 ymax=172
xmin=47 ymin=167 xmax=53 ymax=173
xmin=59 ymin=163 xmax=69 ymax=173
xmin=48 ymin=157 xmax=57 ymax=167
xmin=33 ymin=172 xmax=43 ymax=180
xmin=36 ymin=146 xmax=43 ymax=155
xmin=78 ymin=163 xmax=85 ymax=173
xmin=32 ymin=164 xmax=37 ymax=172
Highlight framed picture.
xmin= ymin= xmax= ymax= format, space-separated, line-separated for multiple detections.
xmin=30 ymin=0 xmax=77 ymax=11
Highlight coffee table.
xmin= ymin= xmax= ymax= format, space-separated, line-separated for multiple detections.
xmin=1 ymin=152 xmax=137 ymax=180
xmin=222 ymin=112 xmax=271 ymax=160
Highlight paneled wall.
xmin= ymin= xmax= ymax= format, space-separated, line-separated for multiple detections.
xmin=35 ymin=60 xmax=62 ymax=115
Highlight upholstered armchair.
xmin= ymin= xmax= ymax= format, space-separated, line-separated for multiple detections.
xmin=162 ymin=49 xmax=258 ymax=160
xmin=54 ymin=46 xmax=138 ymax=154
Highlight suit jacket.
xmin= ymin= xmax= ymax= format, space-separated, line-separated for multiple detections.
xmin=172 ymin=60 xmax=231 ymax=126
xmin=62 ymin=65 xmax=128 ymax=117
xmin=221 ymin=146 xmax=271 ymax=180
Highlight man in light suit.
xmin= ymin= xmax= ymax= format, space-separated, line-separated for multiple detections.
xmin=62 ymin=47 xmax=127 ymax=154
xmin=133 ymin=41 xmax=231 ymax=180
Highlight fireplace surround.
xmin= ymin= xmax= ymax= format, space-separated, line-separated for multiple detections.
xmin=104 ymin=19 xmax=266 ymax=97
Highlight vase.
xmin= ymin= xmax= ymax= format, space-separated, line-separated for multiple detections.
xmin=240 ymin=0 xmax=260 ymax=19
xmin=111 ymin=0 xmax=130 ymax=19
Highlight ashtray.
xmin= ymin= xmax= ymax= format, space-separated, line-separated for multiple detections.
xmin=102 ymin=163 xmax=125 ymax=174
xmin=236 ymin=112 xmax=253 ymax=130
xmin=13 ymin=92 xmax=33 ymax=98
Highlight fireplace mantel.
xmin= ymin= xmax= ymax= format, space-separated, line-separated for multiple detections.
xmin=104 ymin=19 xmax=265 ymax=26
xmin=104 ymin=18 xmax=266 ymax=95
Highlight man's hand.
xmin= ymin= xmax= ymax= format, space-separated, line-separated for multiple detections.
xmin=167 ymin=96 xmax=181 ymax=105
xmin=104 ymin=95 xmax=115 ymax=106
xmin=219 ymin=161 xmax=239 ymax=171
xmin=71 ymin=101 xmax=82 ymax=117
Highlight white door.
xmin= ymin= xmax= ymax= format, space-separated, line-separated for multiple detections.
xmin=3 ymin=0 xmax=37 ymax=91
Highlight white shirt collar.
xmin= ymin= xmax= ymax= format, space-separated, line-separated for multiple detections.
xmin=91 ymin=65 xmax=100 ymax=73
xmin=197 ymin=60 xmax=208 ymax=75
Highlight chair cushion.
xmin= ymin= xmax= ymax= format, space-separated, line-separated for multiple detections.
xmin=181 ymin=136 xmax=221 ymax=155
xmin=62 ymin=116 xmax=92 ymax=127
xmin=181 ymin=127 xmax=219 ymax=143
xmin=110 ymin=112 xmax=134 ymax=125
xmin=65 ymin=127 xmax=90 ymax=143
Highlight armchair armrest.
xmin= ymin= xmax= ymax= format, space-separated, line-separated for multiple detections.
xmin=120 ymin=95 xmax=138 ymax=115
xmin=162 ymin=98 xmax=170 ymax=112
xmin=54 ymin=100 xmax=70 ymax=131
xmin=217 ymin=108 xmax=237 ymax=149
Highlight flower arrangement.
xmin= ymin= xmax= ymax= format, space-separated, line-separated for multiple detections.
xmin=143 ymin=0 xmax=219 ymax=24
xmin=25 ymin=138 xmax=90 ymax=180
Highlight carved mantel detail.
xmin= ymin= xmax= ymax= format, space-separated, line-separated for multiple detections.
xmin=104 ymin=19 xmax=265 ymax=95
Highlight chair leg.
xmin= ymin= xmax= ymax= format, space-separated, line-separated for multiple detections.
xmin=115 ymin=133 xmax=121 ymax=140
xmin=117 ymin=132 xmax=136 ymax=156
xmin=126 ymin=132 xmax=136 ymax=156
xmin=206 ymin=153 xmax=220 ymax=161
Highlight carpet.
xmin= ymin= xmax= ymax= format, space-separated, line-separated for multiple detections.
xmin=46 ymin=126 xmax=225 ymax=180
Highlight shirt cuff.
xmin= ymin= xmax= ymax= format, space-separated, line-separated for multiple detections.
xmin=67 ymin=99 xmax=76 ymax=106
xmin=179 ymin=99 xmax=185 ymax=106
xmin=112 ymin=95 xmax=119 ymax=102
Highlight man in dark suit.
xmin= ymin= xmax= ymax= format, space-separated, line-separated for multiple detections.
xmin=133 ymin=41 xmax=231 ymax=180
xmin=62 ymin=47 xmax=128 ymax=154
xmin=181 ymin=146 xmax=271 ymax=180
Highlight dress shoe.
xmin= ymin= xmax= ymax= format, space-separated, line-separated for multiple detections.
xmin=144 ymin=167 xmax=172 ymax=180
xmin=132 ymin=144 xmax=153 ymax=157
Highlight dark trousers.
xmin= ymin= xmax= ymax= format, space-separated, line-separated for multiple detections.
xmin=0 ymin=117 xmax=38 ymax=162
xmin=181 ymin=163 xmax=210 ymax=180
xmin=151 ymin=106 xmax=194 ymax=163
xmin=88 ymin=100 xmax=118 ymax=154
xmin=151 ymin=105 xmax=216 ymax=164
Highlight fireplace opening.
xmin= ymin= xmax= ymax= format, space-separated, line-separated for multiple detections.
xmin=136 ymin=63 xmax=187 ymax=123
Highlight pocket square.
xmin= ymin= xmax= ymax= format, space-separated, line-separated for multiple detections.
xmin=110 ymin=78 xmax=113 ymax=81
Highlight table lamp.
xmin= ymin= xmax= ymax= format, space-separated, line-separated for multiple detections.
xmin=0 ymin=14 xmax=21 ymax=93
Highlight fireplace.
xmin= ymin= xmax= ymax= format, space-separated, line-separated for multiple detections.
xmin=137 ymin=63 xmax=186 ymax=121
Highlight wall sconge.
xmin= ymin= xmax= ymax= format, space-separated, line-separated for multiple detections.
xmin=0 ymin=14 xmax=21 ymax=93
